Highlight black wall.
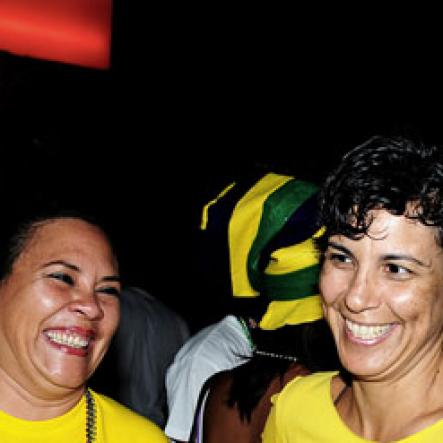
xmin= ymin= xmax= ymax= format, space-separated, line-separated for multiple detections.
xmin=1 ymin=5 xmax=442 ymax=331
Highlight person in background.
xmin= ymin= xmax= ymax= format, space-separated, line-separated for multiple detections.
xmin=90 ymin=285 xmax=190 ymax=427
xmin=199 ymin=320 xmax=338 ymax=443
xmin=0 ymin=204 xmax=167 ymax=442
xmin=263 ymin=135 xmax=443 ymax=442
xmin=165 ymin=172 xmax=340 ymax=442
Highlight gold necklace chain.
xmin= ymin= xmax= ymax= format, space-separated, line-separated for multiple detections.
xmin=85 ymin=389 xmax=96 ymax=443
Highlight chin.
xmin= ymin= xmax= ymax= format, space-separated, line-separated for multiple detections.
xmin=340 ymin=355 xmax=392 ymax=379
xmin=43 ymin=362 xmax=93 ymax=390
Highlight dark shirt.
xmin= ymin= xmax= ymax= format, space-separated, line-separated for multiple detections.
xmin=90 ymin=286 xmax=190 ymax=427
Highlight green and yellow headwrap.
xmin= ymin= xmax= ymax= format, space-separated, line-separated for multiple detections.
xmin=201 ymin=172 xmax=324 ymax=330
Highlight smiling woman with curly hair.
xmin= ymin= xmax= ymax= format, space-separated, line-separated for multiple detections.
xmin=263 ymin=135 xmax=443 ymax=443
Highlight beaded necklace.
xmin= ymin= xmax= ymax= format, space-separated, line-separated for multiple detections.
xmin=85 ymin=389 xmax=97 ymax=443
xmin=237 ymin=316 xmax=298 ymax=362
xmin=253 ymin=349 xmax=298 ymax=362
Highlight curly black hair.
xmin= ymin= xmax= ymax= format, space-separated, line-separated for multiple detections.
xmin=319 ymin=135 xmax=443 ymax=246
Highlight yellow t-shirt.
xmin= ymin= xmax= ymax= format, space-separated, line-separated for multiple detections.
xmin=0 ymin=389 xmax=168 ymax=443
xmin=262 ymin=371 xmax=443 ymax=443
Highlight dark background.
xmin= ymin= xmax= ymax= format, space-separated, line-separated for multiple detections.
xmin=1 ymin=4 xmax=442 ymax=332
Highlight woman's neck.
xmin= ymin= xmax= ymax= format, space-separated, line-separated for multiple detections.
xmin=335 ymin=353 xmax=443 ymax=442
xmin=0 ymin=368 xmax=84 ymax=420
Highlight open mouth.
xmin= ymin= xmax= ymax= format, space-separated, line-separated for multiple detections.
xmin=43 ymin=328 xmax=95 ymax=355
xmin=46 ymin=331 xmax=89 ymax=348
xmin=345 ymin=318 xmax=395 ymax=341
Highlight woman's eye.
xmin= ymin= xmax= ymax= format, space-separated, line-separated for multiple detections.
xmin=47 ymin=272 xmax=74 ymax=285
xmin=97 ymin=287 xmax=121 ymax=298
xmin=327 ymin=252 xmax=352 ymax=264
xmin=385 ymin=263 xmax=411 ymax=276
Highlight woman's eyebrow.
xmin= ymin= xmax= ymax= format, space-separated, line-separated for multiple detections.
xmin=327 ymin=241 xmax=354 ymax=258
xmin=41 ymin=260 xmax=80 ymax=271
xmin=382 ymin=254 xmax=430 ymax=268
xmin=100 ymin=275 xmax=121 ymax=283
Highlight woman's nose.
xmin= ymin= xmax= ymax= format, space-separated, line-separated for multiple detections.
xmin=68 ymin=290 xmax=104 ymax=320
xmin=344 ymin=269 xmax=380 ymax=313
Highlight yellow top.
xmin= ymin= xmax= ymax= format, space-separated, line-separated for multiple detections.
xmin=0 ymin=389 xmax=168 ymax=443
xmin=262 ymin=371 xmax=443 ymax=443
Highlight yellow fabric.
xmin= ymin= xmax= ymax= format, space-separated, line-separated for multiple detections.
xmin=262 ymin=371 xmax=443 ymax=442
xmin=265 ymin=227 xmax=324 ymax=275
xmin=0 ymin=390 xmax=167 ymax=443
xmin=258 ymin=295 xmax=323 ymax=330
xmin=229 ymin=173 xmax=293 ymax=297
xmin=200 ymin=181 xmax=236 ymax=230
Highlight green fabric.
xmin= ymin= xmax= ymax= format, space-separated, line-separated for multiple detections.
xmin=247 ymin=179 xmax=319 ymax=299
xmin=262 ymin=265 xmax=320 ymax=301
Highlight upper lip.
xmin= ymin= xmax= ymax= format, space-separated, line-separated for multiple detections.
xmin=344 ymin=318 xmax=397 ymax=339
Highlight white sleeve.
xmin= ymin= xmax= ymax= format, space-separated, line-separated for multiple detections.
xmin=164 ymin=325 xmax=219 ymax=441
xmin=164 ymin=316 xmax=252 ymax=441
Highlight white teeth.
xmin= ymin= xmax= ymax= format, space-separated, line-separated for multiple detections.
xmin=345 ymin=319 xmax=392 ymax=340
xmin=46 ymin=331 xmax=89 ymax=349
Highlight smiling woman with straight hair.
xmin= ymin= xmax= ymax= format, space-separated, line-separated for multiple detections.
xmin=0 ymin=205 xmax=167 ymax=442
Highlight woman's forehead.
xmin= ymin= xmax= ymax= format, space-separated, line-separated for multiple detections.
xmin=20 ymin=218 xmax=116 ymax=266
